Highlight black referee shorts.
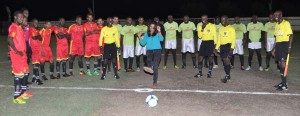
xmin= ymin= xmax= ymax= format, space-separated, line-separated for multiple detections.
xmin=103 ymin=43 xmax=117 ymax=59
xmin=275 ymin=42 xmax=289 ymax=61
xmin=220 ymin=43 xmax=232 ymax=59
xmin=199 ymin=40 xmax=214 ymax=57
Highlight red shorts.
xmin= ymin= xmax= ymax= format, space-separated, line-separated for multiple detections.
xmin=10 ymin=51 xmax=29 ymax=76
xmin=85 ymin=42 xmax=101 ymax=58
xmin=70 ymin=42 xmax=84 ymax=56
xmin=56 ymin=44 xmax=69 ymax=61
xmin=31 ymin=46 xmax=41 ymax=64
xmin=41 ymin=46 xmax=53 ymax=62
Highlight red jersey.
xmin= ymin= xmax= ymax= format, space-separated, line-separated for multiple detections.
xmin=52 ymin=26 xmax=68 ymax=46
xmin=68 ymin=24 xmax=84 ymax=44
xmin=39 ymin=28 xmax=53 ymax=47
xmin=8 ymin=23 xmax=26 ymax=52
xmin=29 ymin=27 xmax=41 ymax=48
xmin=83 ymin=22 xmax=100 ymax=42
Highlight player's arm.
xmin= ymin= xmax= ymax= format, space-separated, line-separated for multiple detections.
xmin=288 ymin=34 xmax=293 ymax=54
xmin=8 ymin=36 xmax=23 ymax=56
xmin=115 ymin=30 xmax=121 ymax=49
xmin=99 ymin=28 xmax=104 ymax=48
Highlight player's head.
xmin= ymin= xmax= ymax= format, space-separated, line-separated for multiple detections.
xmin=31 ymin=19 xmax=39 ymax=28
xmin=215 ymin=16 xmax=220 ymax=24
xmin=44 ymin=21 xmax=52 ymax=29
xmin=126 ymin=17 xmax=132 ymax=25
xmin=201 ymin=14 xmax=208 ymax=24
xmin=113 ymin=16 xmax=119 ymax=24
xmin=234 ymin=16 xmax=240 ymax=23
xmin=58 ymin=17 xmax=65 ymax=26
xmin=221 ymin=15 xmax=228 ymax=26
xmin=251 ymin=15 xmax=258 ymax=23
xmin=21 ymin=8 xmax=29 ymax=18
xmin=14 ymin=11 xmax=24 ymax=25
xmin=167 ymin=15 xmax=173 ymax=22
xmin=183 ymin=15 xmax=189 ymax=23
xmin=154 ymin=17 xmax=159 ymax=23
xmin=269 ymin=14 xmax=275 ymax=22
xmin=97 ymin=18 xmax=104 ymax=26
xmin=274 ymin=10 xmax=283 ymax=22
xmin=75 ymin=16 xmax=82 ymax=25
xmin=138 ymin=17 xmax=144 ymax=25
xmin=86 ymin=13 xmax=94 ymax=22
xmin=107 ymin=17 xmax=113 ymax=27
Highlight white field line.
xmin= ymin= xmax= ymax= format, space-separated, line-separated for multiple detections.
xmin=1 ymin=85 xmax=300 ymax=96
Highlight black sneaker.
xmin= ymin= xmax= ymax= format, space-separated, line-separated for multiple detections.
xmin=221 ymin=75 xmax=231 ymax=83
xmin=70 ymin=72 xmax=73 ymax=76
xmin=181 ymin=65 xmax=186 ymax=69
xmin=56 ymin=74 xmax=61 ymax=79
xmin=36 ymin=79 xmax=43 ymax=85
xmin=42 ymin=75 xmax=48 ymax=80
xmin=207 ymin=73 xmax=212 ymax=78
xmin=115 ymin=75 xmax=120 ymax=79
xmin=31 ymin=77 xmax=36 ymax=83
xmin=194 ymin=73 xmax=203 ymax=78
xmin=274 ymin=82 xmax=283 ymax=88
xmin=50 ymin=75 xmax=57 ymax=79
xmin=277 ymin=83 xmax=288 ymax=91
xmin=63 ymin=73 xmax=71 ymax=77
xmin=100 ymin=75 xmax=106 ymax=80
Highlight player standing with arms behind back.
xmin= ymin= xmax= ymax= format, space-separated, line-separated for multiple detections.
xmin=263 ymin=14 xmax=276 ymax=71
xmin=178 ymin=15 xmax=197 ymax=69
xmin=163 ymin=15 xmax=179 ymax=69
xmin=273 ymin=10 xmax=293 ymax=91
xmin=245 ymin=15 xmax=264 ymax=71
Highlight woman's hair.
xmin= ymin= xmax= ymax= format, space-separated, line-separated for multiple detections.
xmin=147 ymin=21 xmax=158 ymax=37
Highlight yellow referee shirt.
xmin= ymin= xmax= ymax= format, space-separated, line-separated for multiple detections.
xmin=99 ymin=26 xmax=120 ymax=48
xmin=215 ymin=25 xmax=236 ymax=49
xmin=197 ymin=23 xmax=217 ymax=43
xmin=274 ymin=20 xmax=293 ymax=42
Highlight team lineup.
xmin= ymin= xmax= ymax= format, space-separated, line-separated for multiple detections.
xmin=8 ymin=9 xmax=293 ymax=105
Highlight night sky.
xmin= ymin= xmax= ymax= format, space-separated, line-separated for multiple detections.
xmin=0 ymin=0 xmax=299 ymax=21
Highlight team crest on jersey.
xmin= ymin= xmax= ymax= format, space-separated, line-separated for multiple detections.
xmin=207 ymin=29 xmax=210 ymax=32
xmin=224 ymin=32 xmax=227 ymax=35
xmin=113 ymin=33 xmax=116 ymax=36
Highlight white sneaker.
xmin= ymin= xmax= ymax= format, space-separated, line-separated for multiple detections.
xmin=136 ymin=68 xmax=140 ymax=72
xmin=213 ymin=65 xmax=218 ymax=69
xmin=245 ymin=66 xmax=251 ymax=71
xmin=143 ymin=67 xmax=154 ymax=74
xmin=259 ymin=66 xmax=263 ymax=71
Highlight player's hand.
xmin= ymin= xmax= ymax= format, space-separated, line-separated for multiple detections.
xmin=213 ymin=49 xmax=219 ymax=56
xmin=229 ymin=49 xmax=234 ymax=56
xmin=16 ymin=50 xmax=23 ymax=56
xmin=117 ymin=48 xmax=121 ymax=53
xmin=271 ymin=49 xmax=275 ymax=57
xmin=137 ymin=32 xmax=143 ymax=39
xmin=100 ymin=46 xmax=104 ymax=52
xmin=157 ymin=26 xmax=161 ymax=32
xmin=288 ymin=47 xmax=291 ymax=54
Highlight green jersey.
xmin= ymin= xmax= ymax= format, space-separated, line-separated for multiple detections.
xmin=247 ymin=22 xmax=264 ymax=42
xmin=232 ymin=23 xmax=247 ymax=40
xmin=135 ymin=25 xmax=148 ymax=46
xmin=121 ymin=25 xmax=136 ymax=46
xmin=113 ymin=24 xmax=123 ymax=33
xmin=263 ymin=22 xmax=276 ymax=38
xmin=164 ymin=21 xmax=178 ymax=40
xmin=178 ymin=21 xmax=196 ymax=39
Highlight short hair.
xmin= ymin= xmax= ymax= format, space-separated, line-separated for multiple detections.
xmin=75 ymin=15 xmax=82 ymax=19
xmin=59 ymin=17 xmax=65 ymax=20
xmin=21 ymin=8 xmax=28 ymax=12
xmin=126 ymin=16 xmax=132 ymax=19
xmin=13 ymin=10 xmax=23 ymax=17
xmin=45 ymin=20 xmax=51 ymax=24
xmin=31 ymin=18 xmax=38 ymax=22
xmin=274 ymin=10 xmax=283 ymax=15
xmin=86 ymin=13 xmax=94 ymax=18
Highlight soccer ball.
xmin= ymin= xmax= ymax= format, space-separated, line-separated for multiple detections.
xmin=145 ymin=95 xmax=158 ymax=107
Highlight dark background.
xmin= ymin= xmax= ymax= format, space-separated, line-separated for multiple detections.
xmin=0 ymin=0 xmax=299 ymax=21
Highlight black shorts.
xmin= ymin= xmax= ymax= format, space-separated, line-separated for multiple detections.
xmin=103 ymin=43 xmax=117 ymax=59
xmin=199 ymin=40 xmax=214 ymax=57
xmin=275 ymin=42 xmax=289 ymax=61
xmin=220 ymin=44 xmax=232 ymax=59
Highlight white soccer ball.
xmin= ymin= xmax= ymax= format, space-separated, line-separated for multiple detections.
xmin=145 ymin=95 xmax=158 ymax=107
